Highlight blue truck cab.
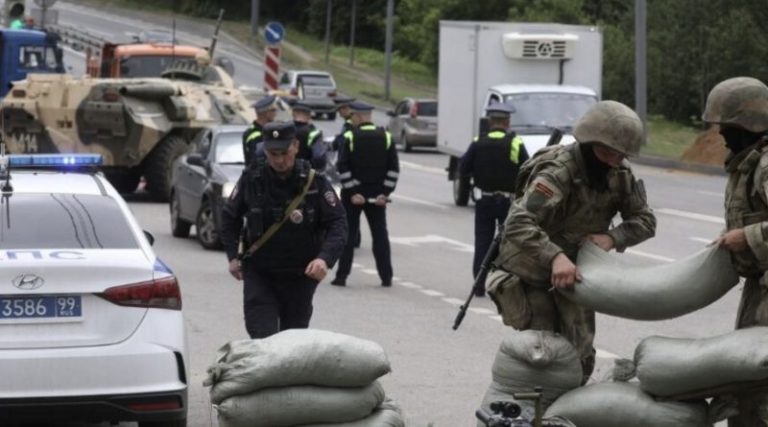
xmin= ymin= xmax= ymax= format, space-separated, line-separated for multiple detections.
xmin=0 ymin=29 xmax=64 ymax=98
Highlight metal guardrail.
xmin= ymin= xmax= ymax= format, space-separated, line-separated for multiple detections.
xmin=47 ymin=23 xmax=108 ymax=56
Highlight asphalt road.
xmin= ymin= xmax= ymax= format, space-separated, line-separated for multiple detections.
xmin=26 ymin=2 xmax=736 ymax=426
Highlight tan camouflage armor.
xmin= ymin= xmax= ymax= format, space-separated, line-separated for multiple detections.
xmin=704 ymin=76 xmax=768 ymax=427
xmin=492 ymin=101 xmax=657 ymax=383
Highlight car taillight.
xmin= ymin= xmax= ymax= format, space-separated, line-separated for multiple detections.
xmin=409 ymin=103 xmax=418 ymax=118
xmin=99 ymin=276 xmax=182 ymax=310
xmin=290 ymin=88 xmax=298 ymax=96
xmin=328 ymin=90 xmax=337 ymax=97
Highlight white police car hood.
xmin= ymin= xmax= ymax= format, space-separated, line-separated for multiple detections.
xmin=0 ymin=249 xmax=172 ymax=349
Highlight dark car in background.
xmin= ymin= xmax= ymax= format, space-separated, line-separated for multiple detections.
xmin=387 ymin=98 xmax=438 ymax=152
xmin=278 ymin=70 xmax=338 ymax=120
xmin=169 ymin=125 xmax=247 ymax=250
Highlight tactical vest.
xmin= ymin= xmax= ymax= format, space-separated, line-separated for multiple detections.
xmin=724 ymin=141 xmax=768 ymax=276
xmin=244 ymin=160 xmax=322 ymax=276
xmin=344 ymin=124 xmax=392 ymax=184
xmin=472 ymin=130 xmax=524 ymax=192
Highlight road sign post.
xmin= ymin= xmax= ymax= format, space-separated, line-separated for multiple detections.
xmin=263 ymin=21 xmax=284 ymax=91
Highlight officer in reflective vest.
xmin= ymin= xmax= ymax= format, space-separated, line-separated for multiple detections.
xmin=332 ymin=101 xmax=399 ymax=287
xmin=291 ymin=100 xmax=327 ymax=171
xmin=460 ymin=102 xmax=529 ymax=296
xmin=242 ymin=95 xmax=279 ymax=165
xmin=221 ymin=121 xmax=348 ymax=338
xmin=333 ymin=95 xmax=356 ymax=152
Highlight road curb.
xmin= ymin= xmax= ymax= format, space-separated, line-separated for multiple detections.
xmin=633 ymin=154 xmax=725 ymax=176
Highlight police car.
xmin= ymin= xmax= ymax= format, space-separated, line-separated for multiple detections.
xmin=0 ymin=153 xmax=187 ymax=426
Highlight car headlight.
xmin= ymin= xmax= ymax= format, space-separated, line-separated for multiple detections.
xmin=222 ymin=182 xmax=236 ymax=198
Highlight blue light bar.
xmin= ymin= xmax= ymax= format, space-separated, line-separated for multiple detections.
xmin=7 ymin=154 xmax=103 ymax=167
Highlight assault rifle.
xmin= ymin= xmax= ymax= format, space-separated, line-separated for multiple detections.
xmin=452 ymin=223 xmax=504 ymax=330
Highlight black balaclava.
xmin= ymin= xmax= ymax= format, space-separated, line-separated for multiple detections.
xmin=579 ymin=143 xmax=612 ymax=191
xmin=720 ymin=126 xmax=764 ymax=165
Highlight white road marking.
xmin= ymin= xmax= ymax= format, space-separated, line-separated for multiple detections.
xmin=655 ymin=208 xmax=725 ymax=224
xmin=361 ymin=269 xmax=378 ymax=275
xmin=390 ymin=194 xmax=448 ymax=209
xmin=398 ymin=282 xmax=422 ymax=289
xmin=490 ymin=315 xmax=503 ymax=323
xmin=421 ymin=289 xmax=445 ymax=297
xmin=352 ymin=263 xmax=363 ymax=268
xmin=390 ymin=234 xmax=474 ymax=253
xmin=690 ymin=237 xmax=714 ymax=244
xmin=697 ymin=190 xmax=723 ymax=197
xmin=392 ymin=276 xmax=402 ymax=282
xmin=596 ymin=348 xmax=620 ymax=359
xmin=624 ymin=249 xmax=675 ymax=263
xmin=442 ymin=297 xmax=465 ymax=306
xmin=399 ymin=160 xmax=445 ymax=175
xmin=468 ymin=307 xmax=495 ymax=315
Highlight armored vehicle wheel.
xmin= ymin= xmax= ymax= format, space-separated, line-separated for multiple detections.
xmin=170 ymin=191 xmax=192 ymax=238
xmin=196 ymin=198 xmax=222 ymax=250
xmin=106 ymin=171 xmax=141 ymax=194
xmin=144 ymin=135 xmax=190 ymax=202
xmin=453 ymin=175 xmax=471 ymax=206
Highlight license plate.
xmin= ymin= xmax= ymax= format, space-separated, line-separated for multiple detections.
xmin=0 ymin=295 xmax=82 ymax=320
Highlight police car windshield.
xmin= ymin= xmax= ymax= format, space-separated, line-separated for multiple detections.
xmin=0 ymin=194 xmax=138 ymax=249
xmin=215 ymin=133 xmax=245 ymax=164
xmin=503 ymin=93 xmax=597 ymax=130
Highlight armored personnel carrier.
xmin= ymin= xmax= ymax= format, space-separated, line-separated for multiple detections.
xmin=1 ymin=60 xmax=256 ymax=201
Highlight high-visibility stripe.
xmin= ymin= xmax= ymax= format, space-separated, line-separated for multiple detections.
xmin=386 ymin=171 xmax=399 ymax=178
xmin=385 ymin=131 xmax=392 ymax=150
xmin=246 ymin=131 xmax=262 ymax=143
xmin=308 ymin=129 xmax=321 ymax=147
xmin=339 ymin=171 xmax=352 ymax=179
xmin=342 ymin=181 xmax=356 ymax=189
xmin=384 ymin=180 xmax=397 ymax=188
xmin=360 ymin=125 xmax=377 ymax=131
xmin=344 ymin=130 xmax=354 ymax=152
xmin=510 ymin=135 xmax=524 ymax=164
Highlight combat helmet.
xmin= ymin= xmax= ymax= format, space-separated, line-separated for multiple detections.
xmin=702 ymin=77 xmax=768 ymax=133
xmin=573 ymin=100 xmax=644 ymax=156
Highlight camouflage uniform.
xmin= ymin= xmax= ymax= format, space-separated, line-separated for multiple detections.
xmin=703 ymin=77 xmax=768 ymax=427
xmin=494 ymin=101 xmax=657 ymax=382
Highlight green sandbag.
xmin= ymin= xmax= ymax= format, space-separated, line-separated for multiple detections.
xmin=216 ymin=382 xmax=385 ymax=427
xmin=544 ymin=382 xmax=711 ymax=427
xmin=205 ymin=329 xmax=391 ymax=404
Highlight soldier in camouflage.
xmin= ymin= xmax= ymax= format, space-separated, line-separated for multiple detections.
xmin=493 ymin=100 xmax=657 ymax=383
xmin=703 ymin=77 xmax=768 ymax=427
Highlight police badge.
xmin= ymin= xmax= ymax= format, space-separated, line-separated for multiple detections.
xmin=289 ymin=209 xmax=304 ymax=224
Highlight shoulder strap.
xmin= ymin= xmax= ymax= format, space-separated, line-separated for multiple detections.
xmin=243 ymin=169 xmax=316 ymax=258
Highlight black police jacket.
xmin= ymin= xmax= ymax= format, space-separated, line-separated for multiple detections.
xmin=336 ymin=122 xmax=400 ymax=197
xmin=460 ymin=129 xmax=530 ymax=193
xmin=220 ymin=160 xmax=348 ymax=277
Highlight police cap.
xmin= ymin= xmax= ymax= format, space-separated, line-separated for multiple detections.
xmin=486 ymin=102 xmax=516 ymax=119
xmin=349 ymin=101 xmax=375 ymax=113
xmin=334 ymin=95 xmax=356 ymax=108
xmin=251 ymin=95 xmax=277 ymax=112
xmin=291 ymin=101 xmax=313 ymax=113
xmin=262 ymin=121 xmax=297 ymax=150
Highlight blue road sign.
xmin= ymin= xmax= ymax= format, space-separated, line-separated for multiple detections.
xmin=264 ymin=21 xmax=285 ymax=45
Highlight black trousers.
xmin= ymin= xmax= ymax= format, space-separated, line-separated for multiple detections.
xmin=242 ymin=266 xmax=319 ymax=339
xmin=336 ymin=198 xmax=393 ymax=283
xmin=473 ymin=196 xmax=511 ymax=280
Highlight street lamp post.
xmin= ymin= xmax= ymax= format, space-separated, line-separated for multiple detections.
xmin=349 ymin=0 xmax=357 ymax=66
xmin=384 ymin=0 xmax=394 ymax=100
xmin=324 ymin=0 xmax=332 ymax=64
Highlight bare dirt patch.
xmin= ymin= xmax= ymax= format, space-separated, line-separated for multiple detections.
xmin=680 ymin=127 xmax=727 ymax=166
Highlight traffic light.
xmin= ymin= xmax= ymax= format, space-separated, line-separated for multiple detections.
xmin=5 ymin=1 xmax=25 ymax=28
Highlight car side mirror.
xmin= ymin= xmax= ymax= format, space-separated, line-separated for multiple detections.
xmin=187 ymin=153 xmax=206 ymax=167
xmin=143 ymin=230 xmax=155 ymax=246
xmin=386 ymin=110 xmax=396 ymax=117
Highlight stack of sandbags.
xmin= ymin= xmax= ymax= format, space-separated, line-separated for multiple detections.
xmin=568 ymin=242 xmax=738 ymax=320
xmin=204 ymin=329 xmax=404 ymax=427
xmin=544 ymin=382 xmax=711 ymax=427
xmin=476 ymin=330 xmax=583 ymax=426
xmin=624 ymin=327 xmax=768 ymax=397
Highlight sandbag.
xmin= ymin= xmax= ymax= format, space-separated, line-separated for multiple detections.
xmin=205 ymin=329 xmax=391 ymax=404
xmin=565 ymin=242 xmax=738 ymax=320
xmin=544 ymin=382 xmax=711 ymax=427
xmin=303 ymin=398 xmax=405 ymax=427
xmin=477 ymin=330 xmax=583 ymax=427
xmin=633 ymin=327 xmax=768 ymax=397
xmin=216 ymin=382 xmax=385 ymax=427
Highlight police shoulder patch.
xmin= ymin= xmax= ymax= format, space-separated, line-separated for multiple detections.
xmin=324 ymin=191 xmax=338 ymax=207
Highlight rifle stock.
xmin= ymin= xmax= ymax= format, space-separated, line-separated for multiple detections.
xmin=453 ymin=224 xmax=504 ymax=330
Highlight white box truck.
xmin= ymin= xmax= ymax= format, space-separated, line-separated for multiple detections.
xmin=437 ymin=21 xmax=603 ymax=205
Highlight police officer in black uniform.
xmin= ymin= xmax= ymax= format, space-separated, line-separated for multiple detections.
xmin=460 ymin=102 xmax=529 ymax=296
xmin=332 ymin=95 xmax=356 ymax=152
xmin=332 ymin=101 xmax=399 ymax=287
xmin=291 ymin=101 xmax=328 ymax=171
xmin=221 ymin=121 xmax=348 ymax=338
xmin=242 ymin=95 xmax=279 ymax=165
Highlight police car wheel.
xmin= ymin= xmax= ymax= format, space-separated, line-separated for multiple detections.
xmin=196 ymin=198 xmax=222 ymax=250
xmin=170 ymin=191 xmax=192 ymax=238
xmin=453 ymin=175 xmax=471 ymax=206
xmin=402 ymin=132 xmax=413 ymax=153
